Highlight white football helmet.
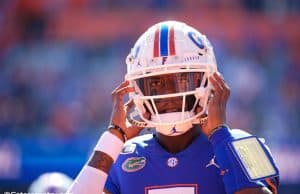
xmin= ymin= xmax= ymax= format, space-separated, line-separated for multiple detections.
xmin=125 ymin=21 xmax=217 ymax=136
xmin=28 ymin=172 xmax=73 ymax=193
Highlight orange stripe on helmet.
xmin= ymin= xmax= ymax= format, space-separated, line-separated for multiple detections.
xmin=169 ymin=25 xmax=175 ymax=56
xmin=153 ymin=26 xmax=160 ymax=58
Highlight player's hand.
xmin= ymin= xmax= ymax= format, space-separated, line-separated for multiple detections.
xmin=200 ymin=72 xmax=230 ymax=136
xmin=109 ymin=80 xmax=144 ymax=140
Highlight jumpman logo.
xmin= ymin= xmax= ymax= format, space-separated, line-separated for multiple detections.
xmin=206 ymin=156 xmax=220 ymax=169
xmin=169 ymin=125 xmax=182 ymax=135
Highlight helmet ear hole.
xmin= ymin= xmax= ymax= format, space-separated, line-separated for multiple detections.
xmin=126 ymin=54 xmax=134 ymax=66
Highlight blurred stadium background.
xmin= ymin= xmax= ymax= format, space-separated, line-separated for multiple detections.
xmin=0 ymin=0 xmax=300 ymax=193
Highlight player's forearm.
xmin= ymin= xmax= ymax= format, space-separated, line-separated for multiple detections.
xmin=67 ymin=131 xmax=124 ymax=194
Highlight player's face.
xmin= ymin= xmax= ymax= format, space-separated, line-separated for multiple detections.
xmin=136 ymin=72 xmax=203 ymax=113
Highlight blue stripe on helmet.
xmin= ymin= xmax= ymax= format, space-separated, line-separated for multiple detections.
xmin=160 ymin=24 xmax=169 ymax=56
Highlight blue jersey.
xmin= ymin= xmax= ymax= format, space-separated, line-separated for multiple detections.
xmin=104 ymin=132 xmax=278 ymax=194
xmin=105 ymin=133 xmax=227 ymax=194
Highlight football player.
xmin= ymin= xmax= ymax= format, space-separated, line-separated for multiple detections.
xmin=68 ymin=21 xmax=279 ymax=194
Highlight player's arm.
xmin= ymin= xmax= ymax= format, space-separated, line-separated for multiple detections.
xmin=201 ymin=72 xmax=279 ymax=194
xmin=68 ymin=81 xmax=143 ymax=194
xmin=67 ymin=129 xmax=124 ymax=194
xmin=209 ymin=125 xmax=279 ymax=194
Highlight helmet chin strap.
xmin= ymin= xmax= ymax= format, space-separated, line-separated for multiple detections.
xmin=151 ymin=112 xmax=194 ymax=136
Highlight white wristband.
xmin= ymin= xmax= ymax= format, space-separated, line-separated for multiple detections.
xmin=94 ymin=131 xmax=124 ymax=162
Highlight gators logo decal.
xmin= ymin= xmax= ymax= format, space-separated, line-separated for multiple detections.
xmin=122 ymin=157 xmax=146 ymax=172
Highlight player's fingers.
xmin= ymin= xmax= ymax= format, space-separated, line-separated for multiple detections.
xmin=222 ymin=82 xmax=231 ymax=101
xmin=111 ymin=80 xmax=130 ymax=95
xmin=124 ymin=99 xmax=134 ymax=112
xmin=116 ymin=86 xmax=135 ymax=96
xmin=125 ymin=98 xmax=134 ymax=107
xmin=209 ymin=75 xmax=222 ymax=100
xmin=214 ymin=72 xmax=230 ymax=100
xmin=113 ymin=86 xmax=135 ymax=101
xmin=214 ymin=72 xmax=230 ymax=101
xmin=213 ymin=72 xmax=225 ymax=86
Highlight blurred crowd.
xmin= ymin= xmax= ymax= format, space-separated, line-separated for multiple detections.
xmin=0 ymin=0 xmax=300 ymax=189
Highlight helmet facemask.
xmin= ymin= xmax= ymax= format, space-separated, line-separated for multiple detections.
xmin=128 ymin=66 xmax=212 ymax=136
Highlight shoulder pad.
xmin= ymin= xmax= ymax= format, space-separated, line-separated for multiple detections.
xmin=120 ymin=134 xmax=153 ymax=154
xmin=120 ymin=143 xmax=137 ymax=154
